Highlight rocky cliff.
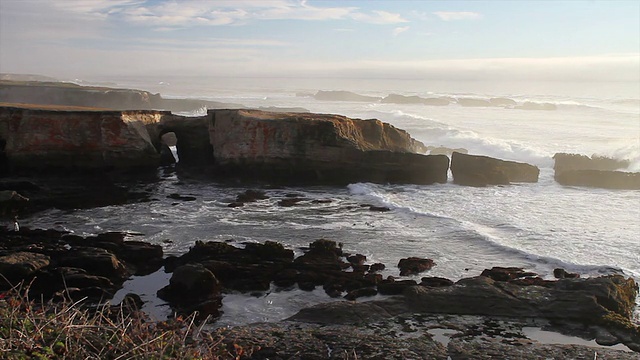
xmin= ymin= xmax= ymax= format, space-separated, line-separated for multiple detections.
xmin=208 ymin=109 xmax=446 ymax=184
xmin=0 ymin=106 xmax=164 ymax=173
xmin=0 ymin=106 xmax=447 ymax=185
xmin=0 ymin=81 xmax=238 ymax=113
xmin=450 ymin=152 xmax=540 ymax=186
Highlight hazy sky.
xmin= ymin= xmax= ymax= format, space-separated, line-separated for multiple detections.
xmin=0 ymin=0 xmax=638 ymax=82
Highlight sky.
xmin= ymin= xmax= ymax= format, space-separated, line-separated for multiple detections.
xmin=0 ymin=0 xmax=639 ymax=83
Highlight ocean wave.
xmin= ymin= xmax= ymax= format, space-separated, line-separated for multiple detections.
xmin=457 ymin=221 xmax=626 ymax=277
xmin=306 ymin=90 xmax=638 ymax=116
xmin=346 ymin=182 xmax=630 ymax=278
xmin=357 ymin=109 xmax=554 ymax=167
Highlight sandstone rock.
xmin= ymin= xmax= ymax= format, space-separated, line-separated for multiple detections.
xmin=0 ymin=106 xmax=162 ymax=172
xmin=451 ymin=152 xmax=539 ymax=186
xmin=0 ymin=80 xmax=238 ymax=112
xmin=156 ymin=114 xmax=212 ymax=166
xmin=209 ymin=109 xmax=447 ymax=185
xmin=555 ymin=169 xmax=640 ymax=190
xmin=553 ymin=153 xmax=630 ymax=173
xmin=552 ymin=153 xmax=636 ymax=189
xmin=0 ymin=251 xmax=50 ymax=283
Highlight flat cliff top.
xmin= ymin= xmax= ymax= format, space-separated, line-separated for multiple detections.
xmin=0 ymin=79 xmax=140 ymax=92
xmin=236 ymin=108 xmax=354 ymax=122
xmin=0 ymin=102 xmax=110 ymax=111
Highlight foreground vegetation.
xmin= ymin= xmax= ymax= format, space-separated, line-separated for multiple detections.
xmin=0 ymin=283 xmax=245 ymax=360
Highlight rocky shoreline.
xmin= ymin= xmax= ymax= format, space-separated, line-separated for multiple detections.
xmin=0 ymin=86 xmax=639 ymax=357
xmin=1 ymin=225 xmax=639 ymax=357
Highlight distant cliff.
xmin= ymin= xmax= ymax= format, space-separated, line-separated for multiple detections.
xmin=0 ymin=81 xmax=238 ymax=113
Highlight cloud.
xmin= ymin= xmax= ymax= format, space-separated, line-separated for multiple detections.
xmin=393 ymin=26 xmax=410 ymax=36
xmin=350 ymin=10 xmax=408 ymax=25
xmin=433 ymin=11 xmax=482 ymax=21
xmin=41 ymin=0 xmax=406 ymax=28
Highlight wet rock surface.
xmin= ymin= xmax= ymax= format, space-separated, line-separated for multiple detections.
xmin=0 ymin=227 xmax=163 ymax=301
xmin=2 ymin=229 xmax=639 ymax=357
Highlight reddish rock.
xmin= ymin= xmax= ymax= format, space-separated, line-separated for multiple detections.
xmin=398 ymin=257 xmax=435 ymax=276
xmin=0 ymin=106 xmax=162 ymax=172
xmin=209 ymin=109 xmax=449 ymax=185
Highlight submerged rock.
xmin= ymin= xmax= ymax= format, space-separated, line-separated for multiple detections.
xmin=555 ymin=169 xmax=640 ymax=190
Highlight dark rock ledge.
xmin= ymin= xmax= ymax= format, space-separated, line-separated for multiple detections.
xmin=1 ymin=229 xmax=639 ymax=358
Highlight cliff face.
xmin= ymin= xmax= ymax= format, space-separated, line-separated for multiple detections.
xmin=0 ymin=82 xmax=162 ymax=110
xmin=450 ymin=152 xmax=540 ymax=186
xmin=0 ymin=106 xmax=164 ymax=172
xmin=0 ymin=106 xmax=447 ymax=184
xmin=210 ymin=109 xmax=425 ymax=161
xmin=208 ymin=109 xmax=445 ymax=184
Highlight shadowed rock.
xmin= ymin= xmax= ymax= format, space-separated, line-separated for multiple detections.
xmin=451 ymin=152 xmax=539 ymax=186
xmin=208 ymin=109 xmax=448 ymax=185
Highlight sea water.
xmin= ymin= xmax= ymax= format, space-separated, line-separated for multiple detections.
xmin=23 ymin=77 xmax=640 ymax=326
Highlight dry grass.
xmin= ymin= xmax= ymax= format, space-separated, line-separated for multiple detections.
xmin=0 ymin=283 xmax=244 ymax=360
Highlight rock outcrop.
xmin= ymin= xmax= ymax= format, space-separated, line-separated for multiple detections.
xmin=450 ymin=152 xmax=540 ymax=186
xmin=0 ymin=106 xmax=162 ymax=173
xmin=555 ymin=169 xmax=640 ymax=190
xmin=0 ymin=228 xmax=163 ymax=301
xmin=553 ymin=153 xmax=638 ymax=189
xmin=553 ymin=153 xmax=630 ymax=173
xmin=1 ymin=104 xmax=446 ymax=185
xmin=0 ymin=80 xmax=238 ymax=112
xmin=208 ymin=109 xmax=448 ymax=184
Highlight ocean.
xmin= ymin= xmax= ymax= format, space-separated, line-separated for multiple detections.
xmin=23 ymin=76 xmax=640 ymax=327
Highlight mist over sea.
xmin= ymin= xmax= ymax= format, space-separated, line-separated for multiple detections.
xmin=26 ymin=76 xmax=640 ymax=326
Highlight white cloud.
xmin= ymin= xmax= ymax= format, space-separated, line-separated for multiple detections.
xmin=350 ymin=10 xmax=408 ymax=25
xmin=42 ymin=0 xmax=408 ymax=28
xmin=433 ymin=11 xmax=482 ymax=21
xmin=393 ymin=26 xmax=410 ymax=36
